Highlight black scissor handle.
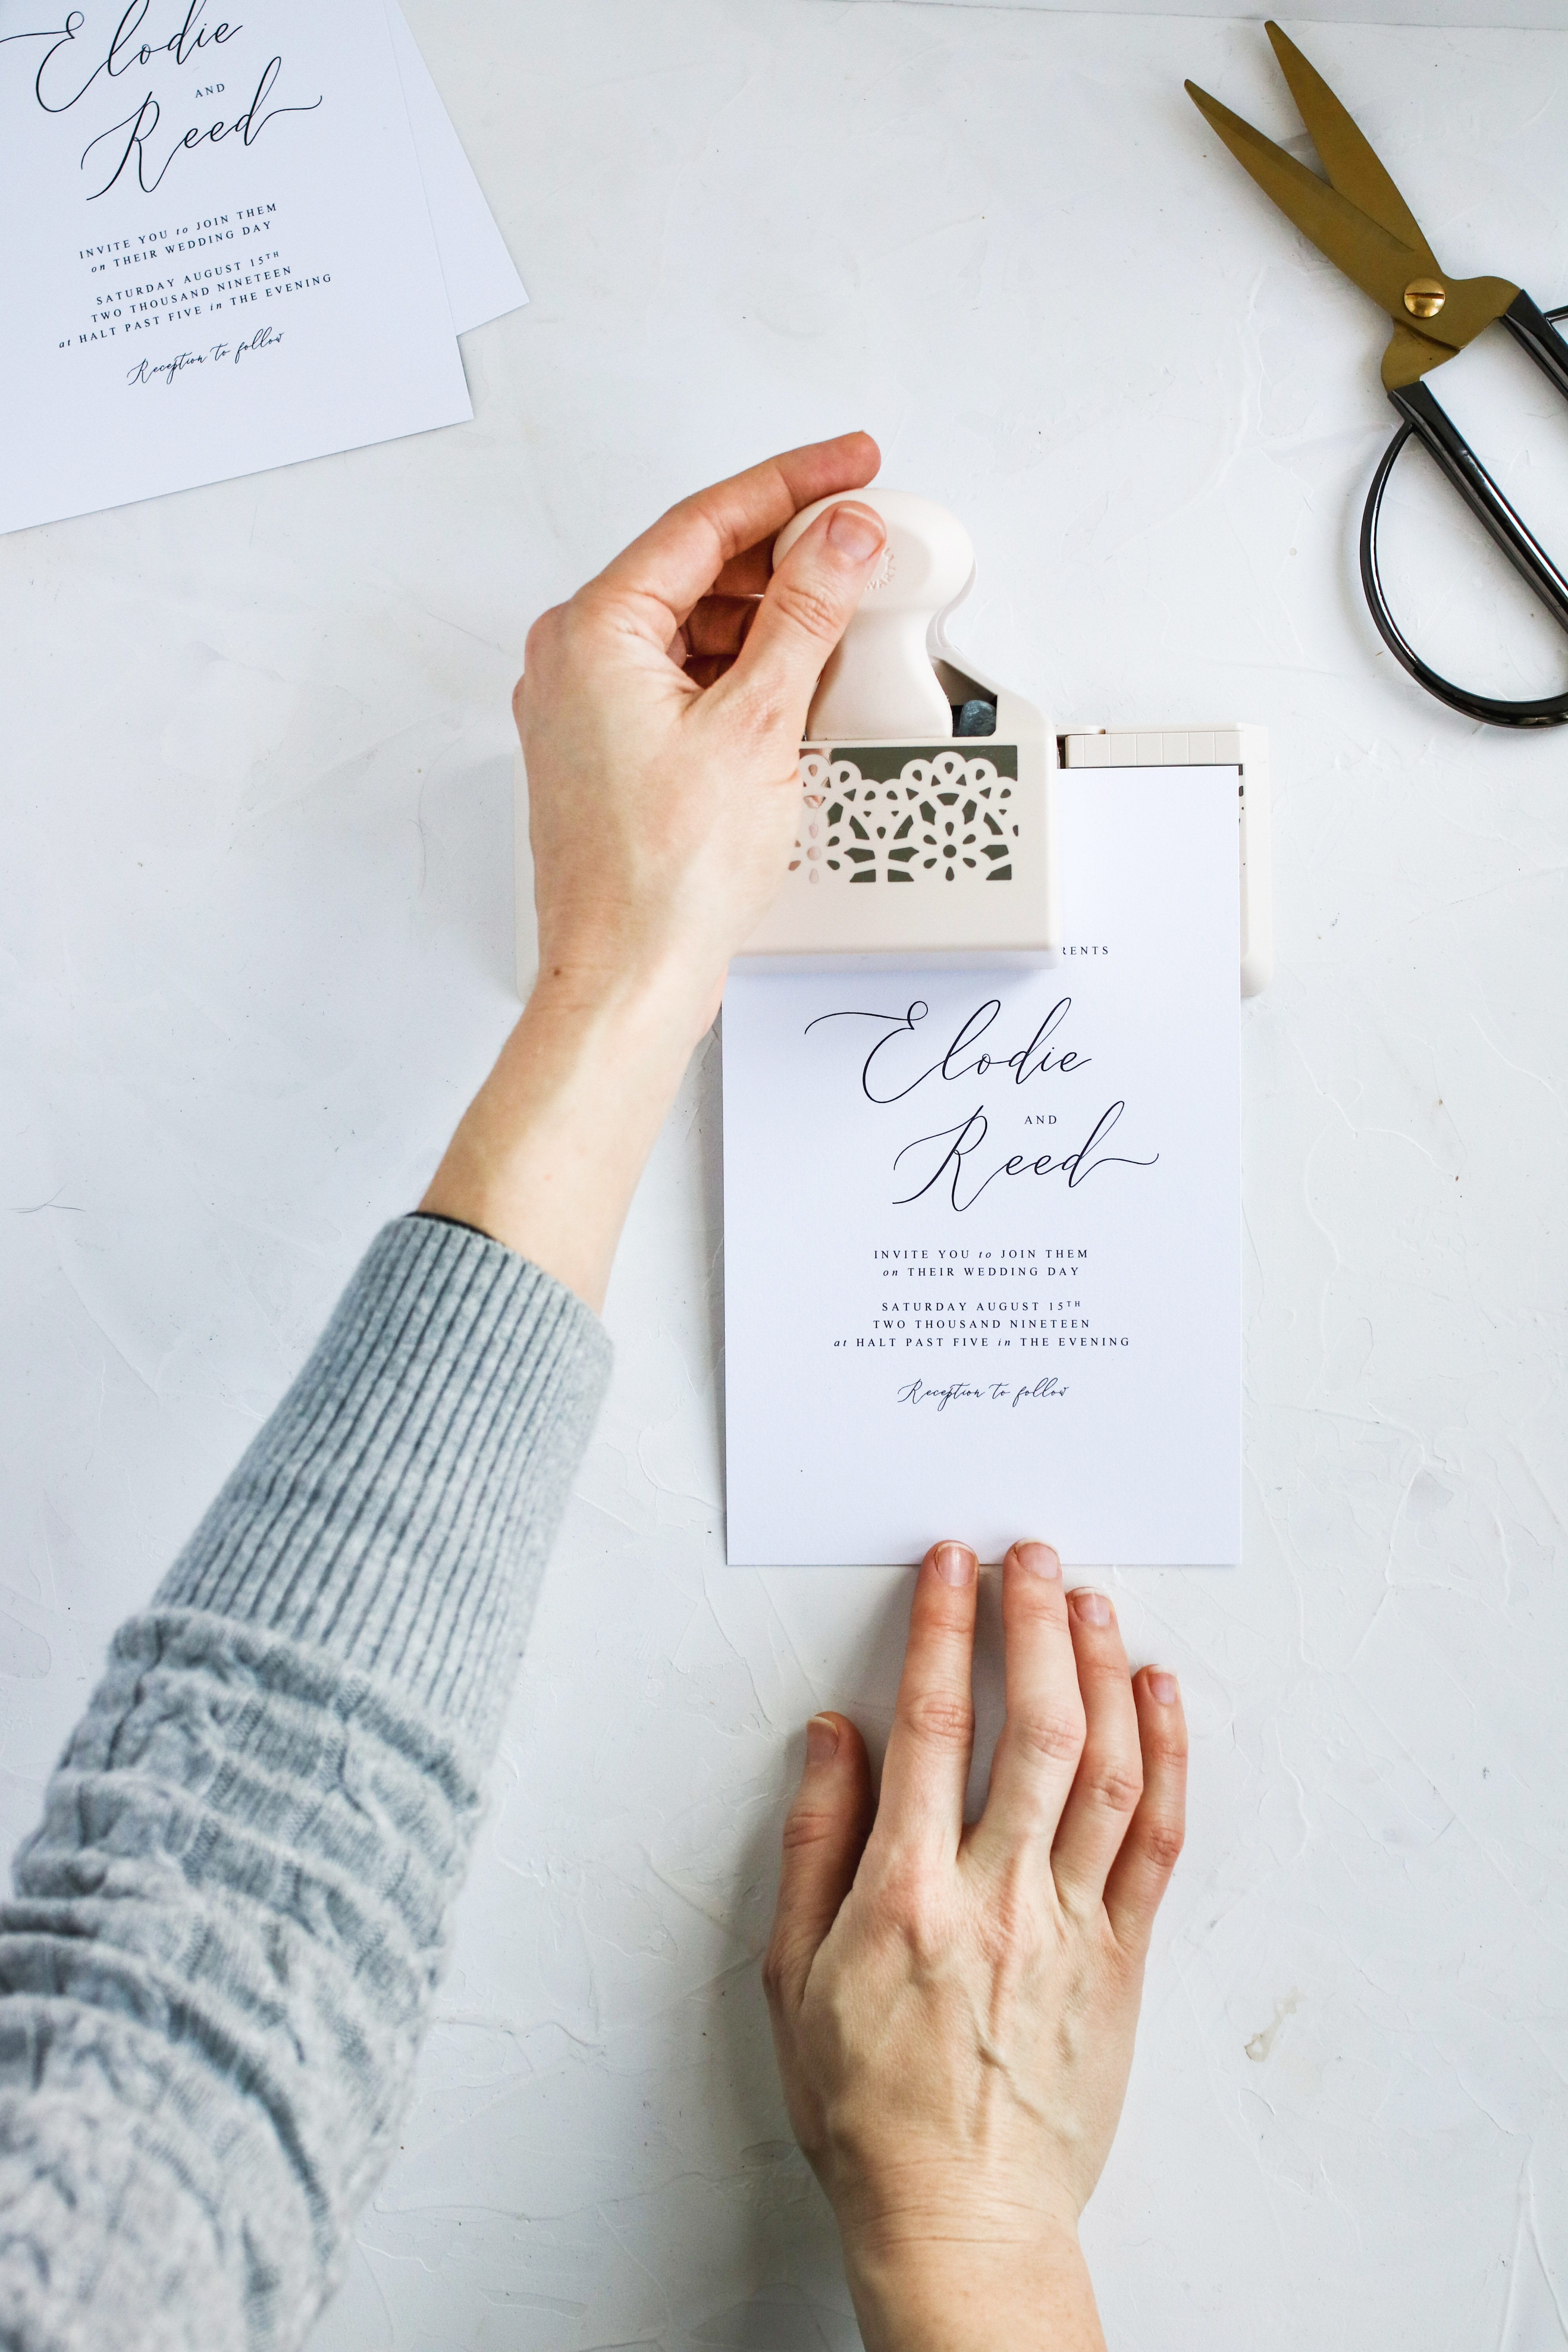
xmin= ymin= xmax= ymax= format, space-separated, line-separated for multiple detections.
xmin=1359 ymin=295 xmax=1568 ymax=729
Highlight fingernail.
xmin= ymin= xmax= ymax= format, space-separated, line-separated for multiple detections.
xmin=1148 ymin=1670 xmax=1179 ymax=1706
xmin=806 ymin=1714 xmax=840 ymax=1763
xmin=826 ymin=502 xmax=885 ymax=561
xmin=933 ymin=1542 xmax=975 ymax=1587
xmin=1016 ymin=1541 xmax=1061 ymax=1581
xmin=1071 ymin=1588 xmax=1111 ymax=1626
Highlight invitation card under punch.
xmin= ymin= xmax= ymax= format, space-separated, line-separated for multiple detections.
xmin=708 ymin=489 xmax=1262 ymax=1568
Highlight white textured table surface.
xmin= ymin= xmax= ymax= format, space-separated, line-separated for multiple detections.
xmin=5 ymin=6 xmax=1568 ymax=2347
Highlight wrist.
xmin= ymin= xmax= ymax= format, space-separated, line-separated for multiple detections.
xmin=841 ymin=2219 xmax=1103 ymax=2352
xmin=419 ymin=958 xmax=710 ymax=1310
xmin=525 ymin=942 xmax=719 ymax=1059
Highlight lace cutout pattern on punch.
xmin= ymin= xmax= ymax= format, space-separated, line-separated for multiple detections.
xmin=788 ymin=750 xmax=1019 ymax=886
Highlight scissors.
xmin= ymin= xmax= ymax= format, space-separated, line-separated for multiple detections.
xmin=1187 ymin=22 xmax=1568 ymax=730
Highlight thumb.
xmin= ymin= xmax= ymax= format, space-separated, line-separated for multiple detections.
xmin=721 ymin=502 xmax=886 ymax=731
xmin=764 ymin=1712 xmax=874 ymax=2017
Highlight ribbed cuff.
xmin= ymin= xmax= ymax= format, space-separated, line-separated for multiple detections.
xmin=156 ymin=1218 xmax=612 ymax=1749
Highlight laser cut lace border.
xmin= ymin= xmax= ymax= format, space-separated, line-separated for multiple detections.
xmin=789 ymin=751 xmax=1018 ymax=886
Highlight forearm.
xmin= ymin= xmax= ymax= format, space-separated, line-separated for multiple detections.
xmin=421 ymin=965 xmax=708 ymax=1312
xmin=0 ymin=1216 xmax=610 ymax=2350
xmin=153 ymin=1212 xmax=608 ymax=1740
xmin=844 ymin=2227 xmax=1106 ymax=2352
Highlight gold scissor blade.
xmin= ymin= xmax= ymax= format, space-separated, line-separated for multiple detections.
xmin=1185 ymin=79 xmax=1449 ymax=336
xmin=1262 ymin=20 xmax=1435 ymax=265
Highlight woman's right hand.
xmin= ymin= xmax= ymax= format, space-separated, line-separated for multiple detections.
xmin=764 ymin=1541 xmax=1187 ymax=2352
xmin=421 ymin=434 xmax=887 ymax=1307
xmin=516 ymin=432 xmax=887 ymax=1046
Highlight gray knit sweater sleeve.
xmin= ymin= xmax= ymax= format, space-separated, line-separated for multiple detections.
xmin=0 ymin=1216 xmax=611 ymax=2352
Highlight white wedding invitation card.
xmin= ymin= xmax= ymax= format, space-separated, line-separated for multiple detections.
xmin=0 ymin=0 xmax=475 ymax=533
xmin=721 ymin=766 xmax=1242 ymax=1567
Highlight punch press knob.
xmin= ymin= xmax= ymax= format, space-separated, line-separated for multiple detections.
xmin=773 ymin=489 xmax=975 ymax=741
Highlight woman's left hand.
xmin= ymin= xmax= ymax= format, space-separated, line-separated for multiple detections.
xmin=764 ymin=1541 xmax=1188 ymax=2352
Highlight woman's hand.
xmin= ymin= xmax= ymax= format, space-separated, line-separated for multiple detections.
xmin=519 ymin=431 xmax=886 ymax=1042
xmin=421 ymin=433 xmax=886 ymax=1305
xmin=764 ymin=1541 xmax=1187 ymax=2352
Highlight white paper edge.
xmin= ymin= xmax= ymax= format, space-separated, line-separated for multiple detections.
xmin=386 ymin=0 xmax=528 ymax=336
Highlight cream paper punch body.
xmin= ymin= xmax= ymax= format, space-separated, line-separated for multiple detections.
xmin=733 ymin=488 xmax=1272 ymax=991
xmin=512 ymin=488 xmax=1272 ymax=993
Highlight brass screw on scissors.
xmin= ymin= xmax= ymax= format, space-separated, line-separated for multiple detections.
xmin=1188 ymin=22 xmax=1568 ymax=730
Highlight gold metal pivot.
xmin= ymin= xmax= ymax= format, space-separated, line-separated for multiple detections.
xmin=1403 ymin=277 xmax=1446 ymax=319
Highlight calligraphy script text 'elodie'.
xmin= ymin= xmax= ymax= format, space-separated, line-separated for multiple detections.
xmin=805 ymin=995 xmax=1159 ymax=1212
xmin=3 ymin=4 xmax=321 ymax=196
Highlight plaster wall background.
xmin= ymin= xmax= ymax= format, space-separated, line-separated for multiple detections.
xmin=3 ymin=5 xmax=1568 ymax=2346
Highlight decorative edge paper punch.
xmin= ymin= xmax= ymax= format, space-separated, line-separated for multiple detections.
xmin=733 ymin=490 xmax=1271 ymax=996
xmin=734 ymin=491 xmax=1058 ymax=972
xmin=514 ymin=488 xmax=1272 ymax=996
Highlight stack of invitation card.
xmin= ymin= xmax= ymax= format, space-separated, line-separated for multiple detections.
xmin=0 ymin=0 xmax=526 ymax=534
